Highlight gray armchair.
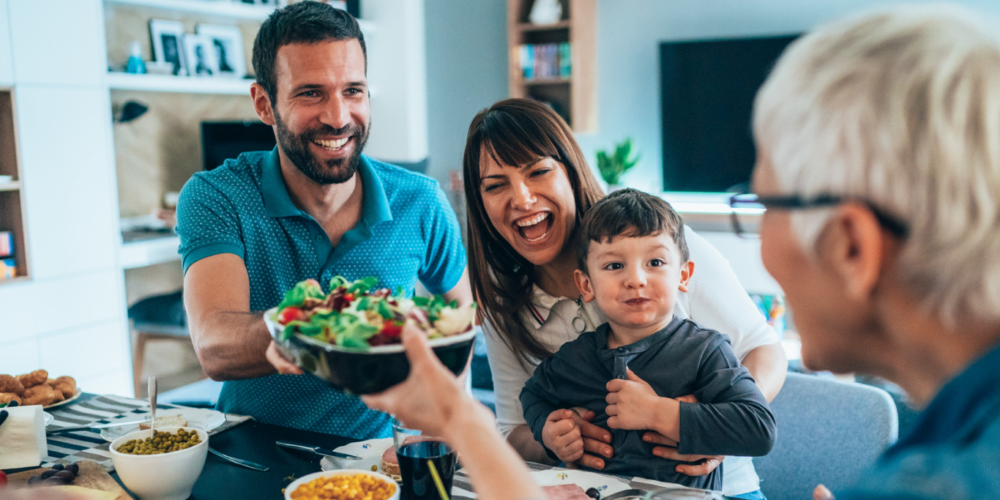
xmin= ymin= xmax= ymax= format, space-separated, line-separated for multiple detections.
xmin=754 ymin=373 xmax=898 ymax=500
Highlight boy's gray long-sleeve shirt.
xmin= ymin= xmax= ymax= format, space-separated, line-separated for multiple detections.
xmin=520 ymin=316 xmax=776 ymax=491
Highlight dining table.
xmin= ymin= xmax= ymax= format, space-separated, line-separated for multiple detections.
xmin=3 ymin=393 xmax=727 ymax=499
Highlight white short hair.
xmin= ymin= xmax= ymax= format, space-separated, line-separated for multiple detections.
xmin=753 ymin=5 xmax=1000 ymax=326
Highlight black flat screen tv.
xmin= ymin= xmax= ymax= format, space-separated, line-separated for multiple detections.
xmin=660 ymin=34 xmax=799 ymax=193
xmin=201 ymin=121 xmax=277 ymax=170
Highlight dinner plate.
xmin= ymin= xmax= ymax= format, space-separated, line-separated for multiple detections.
xmin=530 ymin=469 xmax=631 ymax=497
xmin=43 ymin=388 xmax=82 ymax=409
xmin=100 ymin=407 xmax=226 ymax=441
xmin=320 ymin=437 xmax=394 ymax=474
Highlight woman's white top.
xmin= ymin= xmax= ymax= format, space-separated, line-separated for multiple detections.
xmin=483 ymin=226 xmax=780 ymax=496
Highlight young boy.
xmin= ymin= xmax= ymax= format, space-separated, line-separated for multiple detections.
xmin=520 ymin=189 xmax=776 ymax=491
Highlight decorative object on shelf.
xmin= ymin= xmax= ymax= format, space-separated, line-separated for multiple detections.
xmin=0 ymin=258 xmax=15 ymax=280
xmin=0 ymin=231 xmax=12 ymax=258
xmin=751 ymin=293 xmax=786 ymax=337
xmin=184 ymin=34 xmax=220 ymax=77
xmin=529 ymin=0 xmax=562 ymax=25
xmin=196 ymin=24 xmax=247 ymax=79
xmin=596 ymin=138 xmax=640 ymax=189
xmin=126 ymin=41 xmax=147 ymax=75
xmin=519 ymin=42 xmax=571 ymax=81
xmin=149 ymin=19 xmax=188 ymax=76
xmin=145 ymin=61 xmax=174 ymax=76
xmin=113 ymin=101 xmax=150 ymax=124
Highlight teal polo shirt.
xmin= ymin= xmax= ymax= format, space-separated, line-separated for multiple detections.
xmin=175 ymin=148 xmax=467 ymax=438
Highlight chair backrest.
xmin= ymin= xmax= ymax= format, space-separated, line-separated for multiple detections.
xmin=754 ymin=373 xmax=899 ymax=500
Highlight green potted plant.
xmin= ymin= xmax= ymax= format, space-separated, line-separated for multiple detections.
xmin=596 ymin=138 xmax=640 ymax=191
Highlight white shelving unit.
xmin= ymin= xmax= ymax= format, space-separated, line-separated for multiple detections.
xmin=105 ymin=0 xmax=277 ymax=21
xmin=108 ymin=72 xmax=252 ymax=95
xmin=121 ymin=235 xmax=182 ymax=269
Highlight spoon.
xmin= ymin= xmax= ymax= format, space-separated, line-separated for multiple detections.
xmin=148 ymin=376 xmax=157 ymax=439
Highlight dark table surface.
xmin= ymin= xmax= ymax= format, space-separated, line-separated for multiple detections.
xmin=187 ymin=420 xmax=356 ymax=499
xmin=3 ymin=401 xmax=358 ymax=499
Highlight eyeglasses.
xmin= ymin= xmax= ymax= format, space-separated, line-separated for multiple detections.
xmin=728 ymin=193 xmax=910 ymax=239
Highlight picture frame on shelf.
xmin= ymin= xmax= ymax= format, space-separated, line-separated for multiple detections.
xmin=184 ymin=34 xmax=220 ymax=77
xmin=196 ymin=24 xmax=247 ymax=79
xmin=149 ymin=19 xmax=187 ymax=77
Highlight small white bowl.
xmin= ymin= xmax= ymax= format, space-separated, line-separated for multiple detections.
xmin=109 ymin=426 xmax=209 ymax=500
xmin=285 ymin=469 xmax=400 ymax=500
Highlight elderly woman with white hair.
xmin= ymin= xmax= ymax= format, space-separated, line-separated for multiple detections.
xmin=364 ymin=5 xmax=1000 ymax=500
xmin=746 ymin=4 xmax=1000 ymax=499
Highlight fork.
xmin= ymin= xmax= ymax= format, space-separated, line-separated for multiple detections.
xmin=208 ymin=447 xmax=269 ymax=472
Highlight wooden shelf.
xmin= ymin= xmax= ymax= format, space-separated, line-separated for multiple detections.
xmin=517 ymin=21 xmax=570 ymax=31
xmin=108 ymin=72 xmax=253 ymax=95
xmin=104 ymin=0 xmax=277 ymax=22
xmin=524 ymin=78 xmax=571 ymax=85
xmin=508 ymin=0 xmax=596 ymax=133
xmin=0 ymin=91 xmax=29 ymax=282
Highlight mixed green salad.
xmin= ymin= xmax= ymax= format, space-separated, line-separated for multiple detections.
xmin=271 ymin=276 xmax=476 ymax=349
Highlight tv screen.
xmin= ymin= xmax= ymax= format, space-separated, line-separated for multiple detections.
xmin=660 ymin=34 xmax=798 ymax=193
xmin=201 ymin=121 xmax=277 ymax=170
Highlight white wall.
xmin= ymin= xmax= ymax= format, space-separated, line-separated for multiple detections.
xmin=0 ymin=0 xmax=131 ymax=396
xmin=424 ymin=0 xmax=509 ymax=184
xmin=575 ymin=0 xmax=1000 ymax=192
xmin=363 ymin=0 xmax=430 ymax=164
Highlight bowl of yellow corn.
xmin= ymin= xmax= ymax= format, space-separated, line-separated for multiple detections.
xmin=285 ymin=470 xmax=400 ymax=500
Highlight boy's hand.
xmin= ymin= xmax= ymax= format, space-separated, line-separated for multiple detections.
xmin=541 ymin=409 xmax=585 ymax=463
xmin=606 ymin=370 xmax=661 ymax=430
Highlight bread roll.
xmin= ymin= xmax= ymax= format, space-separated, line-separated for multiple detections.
xmin=17 ymin=369 xmax=48 ymax=388
xmin=0 ymin=392 xmax=22 ymax=406
xmin=0 ymin=375 xmax=24 ymax=395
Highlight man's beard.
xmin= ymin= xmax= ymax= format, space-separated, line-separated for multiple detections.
xmin=274 ymin=109 xmax=370 ymax=185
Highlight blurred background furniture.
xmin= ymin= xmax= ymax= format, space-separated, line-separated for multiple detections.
xmin=127 ymin=290 xmax=189 ymax=396
xmin=754 ymin=372 xmax=898 ymax=500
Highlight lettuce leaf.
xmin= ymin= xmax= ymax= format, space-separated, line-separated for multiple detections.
xmin=277 ymin=280 xmax=325 ymax=311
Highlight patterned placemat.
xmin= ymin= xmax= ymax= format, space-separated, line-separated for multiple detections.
xmin=42 ymin=394 xmax=252 ymax=472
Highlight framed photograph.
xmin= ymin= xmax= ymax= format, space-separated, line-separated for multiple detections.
xmin=196 ymin=24 xmax=247 ymax=79
xmin=183 ymin=34 xmax=220 ymax=77
xmin=149 ymin=19 xmax=187 ymax=77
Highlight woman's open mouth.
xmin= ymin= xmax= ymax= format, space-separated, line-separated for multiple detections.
xmin=514 ymin=212 xmax=553 ymax=243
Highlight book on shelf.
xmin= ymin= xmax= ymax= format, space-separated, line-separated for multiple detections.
xmin=519 ymin=42 xmax=571 ymax=81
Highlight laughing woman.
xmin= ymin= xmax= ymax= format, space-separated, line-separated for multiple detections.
xmin=463 ymin=99 xmax=786 ymax=499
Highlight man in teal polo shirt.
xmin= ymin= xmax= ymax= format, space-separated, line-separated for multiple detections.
xmin=176 ymin=3 xmax=470 ymax=438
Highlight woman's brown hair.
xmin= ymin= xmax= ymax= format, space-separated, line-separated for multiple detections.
xmin=463 ymin=99 xmax=605 ymax=367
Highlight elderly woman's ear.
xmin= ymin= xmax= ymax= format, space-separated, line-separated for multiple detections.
xmin=820 ymin=203 xmax=897 ymax=302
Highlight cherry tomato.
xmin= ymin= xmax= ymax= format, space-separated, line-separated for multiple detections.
xmin=381 ymin=322 xmax=403 ymax=337
xmin=278 ymin=307 xmax=306 ymax=325
xmin=343 ymin=293 xmax=355 ymax=302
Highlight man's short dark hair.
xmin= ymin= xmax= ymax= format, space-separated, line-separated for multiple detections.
xmin=252 ymin=1 xmax=367 ymax=102
xmin=576 ymin=188 xmax=689 ymax=272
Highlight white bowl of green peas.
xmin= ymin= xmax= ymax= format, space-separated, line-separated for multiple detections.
xmin=110 ymin=426 xmax=209 ymax=500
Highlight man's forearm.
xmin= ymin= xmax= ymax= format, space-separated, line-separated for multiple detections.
xmin=191 ymin=311 xmax=276 ymax=380
xmin=742 ymin=342 xmax=788 ymax=402
xmin=506 ymin=425 xmax=557 ymax=465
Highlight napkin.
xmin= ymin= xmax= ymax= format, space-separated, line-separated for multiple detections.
xmin=0 ymin=405 xmax=48 ymax=469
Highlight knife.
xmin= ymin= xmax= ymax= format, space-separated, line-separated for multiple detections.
xmin=46 ymin=419 xmax=152 ymax=435
xmin=276 ymin=440 xmax=362 ymax=460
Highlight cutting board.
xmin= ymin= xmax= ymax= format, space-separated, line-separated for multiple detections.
xmin=6 ymin=460 xmax=131 ymax=500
